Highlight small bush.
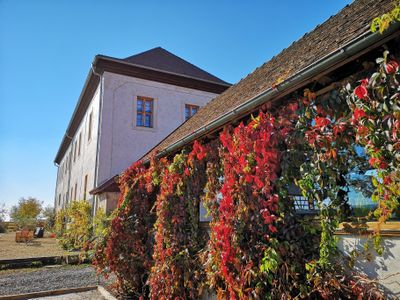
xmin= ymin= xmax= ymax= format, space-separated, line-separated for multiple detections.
xmin=55 ymin=208 xmax=67 ymax=238
xmin=57 ymin=200 xmax=92 ymax=251
xmin=83 ymin=208 xmax=110 ymax=261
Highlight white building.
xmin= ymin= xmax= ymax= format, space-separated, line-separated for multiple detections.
xmin=54 ymin=47 xmax=230 ymax=213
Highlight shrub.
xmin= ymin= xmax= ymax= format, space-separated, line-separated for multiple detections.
xmin=58 ymin=200 xmax=92 ymax=251
xmin=54 ymin=208 xmax=67 ymax=238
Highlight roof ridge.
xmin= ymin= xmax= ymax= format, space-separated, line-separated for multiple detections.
xmin=119 ymin=47 xmax=230 ymax=85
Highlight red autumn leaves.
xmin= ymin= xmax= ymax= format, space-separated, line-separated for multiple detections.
xmin=211 ymin=111 xmax=290 ymax=298
xmin=354 ymin=79 xmax=369 ymax=100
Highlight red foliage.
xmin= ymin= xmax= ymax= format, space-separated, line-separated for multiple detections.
xmin=354 ymin=79 xmax=369 ymax=99
xmin=207 ymin=110 xmax=293 ymax=298
xmin=149 ymin=144 xmax=208 ymax=299
xmin=93 ymin=159 xmax=160 ymax=297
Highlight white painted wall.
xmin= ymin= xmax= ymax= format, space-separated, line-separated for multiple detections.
xmin=96 ymin=72 xmax=219 ymax=185
xmin=338 ymin=235 xmax=400 ymax=298
xmin=55 ymin=86 xmax=100 ymax=211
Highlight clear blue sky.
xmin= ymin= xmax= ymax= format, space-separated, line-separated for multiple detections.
xmin=0 ymin=0 xmax=352 ymax=210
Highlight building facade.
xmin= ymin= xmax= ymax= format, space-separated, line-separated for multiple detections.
xmin=54 ymin=47 xmax=230 ymax=213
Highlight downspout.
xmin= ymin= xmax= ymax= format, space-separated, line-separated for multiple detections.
xmin=146 ymin=24 xmax=400 ymax=163
xmin=92 ymin=64 xmax=103 ymax=216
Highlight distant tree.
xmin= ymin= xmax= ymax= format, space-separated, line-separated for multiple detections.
xmin=0 ymin=202 xmax=6 ymax=221
xmin=0 ymin=202 xmax=6 ymax=233
xmin=42 ymin=205 xmax=56 ymax=229
xmin=11 ymin=197 xmax=43 ymax=230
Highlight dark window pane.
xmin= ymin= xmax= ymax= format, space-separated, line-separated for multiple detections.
xmin=192 ymin=107 xmax=198 ymax=115
xmin=185 ymin=107 xmax=190 ymax=120
xmin=145 ymin=114 xmax=152 ymax=127
xmin=145 ymin=100 xmax=152 ymax=113
xmin=137 ymin=100 xmax=143 ymax=112
xmin=137 ymin=113 xmax=143 ymax=126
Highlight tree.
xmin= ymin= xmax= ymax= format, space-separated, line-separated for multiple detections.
xmin=11 ymin=197 xmax=42 ymax=229
xmin=42 ymin=205 xmax=56 ymax=229
xmin=0 ymin=202 xmax=6 ymax=221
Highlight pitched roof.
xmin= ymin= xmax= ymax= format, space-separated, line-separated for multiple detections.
xmin=122 ymin=47 xmax=229 ymax=85
xmin=142 ymin=0 xmax=395 ymax=161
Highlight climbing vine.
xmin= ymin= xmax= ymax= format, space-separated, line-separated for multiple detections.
xmin=346 ymin=50 xmax=400 ymax=252
xmin=93 ymin=159 xmax=161 ymax=297
xmin=371 ymin=3 xmax=400 ymax=33
xmin=148 ymin=141 xmax=209 ymax=299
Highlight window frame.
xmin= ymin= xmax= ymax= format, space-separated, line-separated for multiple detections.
xmin=88 ymin=111 xmax=93 ymax=142
xmin=136 ymin=96 xmax=154 ymax=128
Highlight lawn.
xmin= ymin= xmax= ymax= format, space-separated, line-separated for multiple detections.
xmin=0 ymin=232 xmax=69 ymax=260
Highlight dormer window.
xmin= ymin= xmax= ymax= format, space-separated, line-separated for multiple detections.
xmin=136 ymin=96 xmax=154 ymax=128
xmin=185 ymin=104 xmax=199 ymax=120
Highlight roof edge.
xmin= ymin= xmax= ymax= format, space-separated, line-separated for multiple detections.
xmin=95 ymin=54 xmax=232 ymax=87
xmin=90 ymin=176 xmax=119 ymax=195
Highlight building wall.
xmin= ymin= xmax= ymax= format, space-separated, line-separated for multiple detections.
xmin=337 ymin=235 xmax=400 ymax=297
xmin=96 ymin=72 xmax=219 ymax=185
xmin=54 ymin=85 xmax=101 ymax=211
xmin=97 ymin=192 xmax=120 ymax=214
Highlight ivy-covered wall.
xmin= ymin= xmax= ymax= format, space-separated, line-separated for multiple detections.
xmin=91 ymin=48 xmax=400 ymax=299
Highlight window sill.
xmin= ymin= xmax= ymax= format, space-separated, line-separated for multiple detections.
xmin=335 ymin=221 xmax=400 ymax=237
xmin=132 ymin=124 xmax=157 ymax=132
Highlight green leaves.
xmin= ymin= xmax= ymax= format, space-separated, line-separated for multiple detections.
xmin=370 ymin=5 xmax=400 ymax=33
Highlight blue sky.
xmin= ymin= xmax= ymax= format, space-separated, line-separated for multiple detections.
xmin=0 ymin=0 xmax=352 ymax=210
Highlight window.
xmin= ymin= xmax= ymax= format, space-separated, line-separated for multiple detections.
xmin=73 ymin=141 xmax=77 ymax=162
xmin=88 ymin=112 xmax=93 ymax=141
xmin=136 ymin=96 xmax=153 ymax=127
xmin=83 ymin=175 xmax=88 ymax=201
xmin=185 ymin=104 xmax=199 ymax=120
xmin=78 ymin=133 xmax=82 ymax=157
xmin=64 ymin=156 xmax=68 ymax=174
xmin=74 ymin=183 xmax=77 ymax=200
xmin=58 ymin=194 xmax=61 ymax=207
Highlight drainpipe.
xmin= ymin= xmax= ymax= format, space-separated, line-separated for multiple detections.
xmin=92 ymin=63 xmax=103 ymax=216
xmin=145 ymin=24 xmax=400 ymax=163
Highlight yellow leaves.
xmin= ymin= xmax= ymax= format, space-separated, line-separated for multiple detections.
xmin=370 ymin=5 xmax=400 ymax=33
xmin=271 ymin=70 xmax=290 ymax=90
xmin=251 ymin=114 xmax=260 ymax=129
xmin=379 ymin=13 xmax=393 ymax=33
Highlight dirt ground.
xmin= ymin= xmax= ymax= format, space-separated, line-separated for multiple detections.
xmin=0 ymin=232 xmax=68 ymax=259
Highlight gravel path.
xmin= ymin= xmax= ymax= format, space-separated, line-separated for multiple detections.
xmin=0 ymin=265 xmax=108 ymax=296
